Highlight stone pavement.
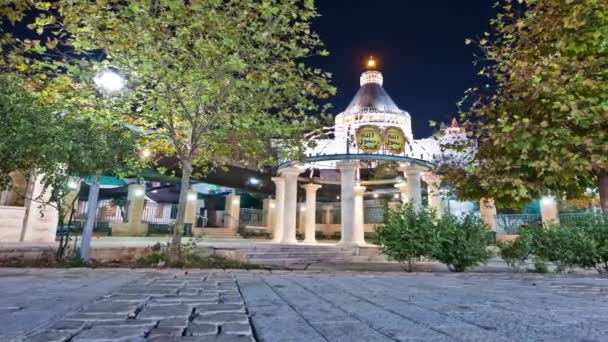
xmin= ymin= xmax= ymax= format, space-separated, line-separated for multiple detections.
xmin=1 ymin=269 xmax=608 ymax=342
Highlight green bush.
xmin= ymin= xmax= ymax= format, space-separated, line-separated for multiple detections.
xmin=374 ymin=204 xmax=436 ymax=271
xmin=498 ymin=214 xmax=608 ymax=274
xmin=432 ymin=214 xmax=492 ymax=272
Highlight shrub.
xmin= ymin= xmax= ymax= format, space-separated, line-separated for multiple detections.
xmin=432 ymin=214 xmax=492 ymax=272
xmin=498 ymin=214 xmax=608 ymax=274
xmin=556 ymin=215 xmax=608 ymax=273
xmin=374 ymin=204 xmax=436 ymax=271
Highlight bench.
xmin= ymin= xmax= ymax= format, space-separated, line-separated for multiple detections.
xmin=146 ymin=223 xmax=193 ymax=237
xmin=94 ymin=221 xmax=112 ymax=236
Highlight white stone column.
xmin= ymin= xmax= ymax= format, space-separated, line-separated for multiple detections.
xmin=271 ymin=177 xmax=285 ymax=242
xmin=353 ymin=185 xmax=366 ymax=246
xmin=20 ymin=174 xmax=59 ymax=243
xmin=399 ymin=163 xmax=425 ymax=210
xmin=480 ymin=198 xmax=497 ymax=231
xmin=279 ymin=165 xmax=304 ymax=244
xmin=302 ymin=183 xmax=322 ymax=243
xmin=423 ymin=173 xmax=443 ymax=217
xmin=394 ymin=182 xmax=408 ymax=204
xmin=337 ymin=161 xmax=358 ymax=246
xmin=223 ymin=194 xmax=240 ymax=231
xmin=262 ymin=198 xmax=275 ymax=232
xmin=540 ymin=196 xmax=560 ymax=225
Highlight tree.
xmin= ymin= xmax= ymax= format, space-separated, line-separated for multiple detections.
xmin=2 ymin=0 xmax=334 ymax=260
xmin=0 ymin=73 xmax=140 ymax=257
xmin=374 ymin=204 xmax=437 ymax=271
xmin=447 ymin=0 xmax=608 ymax=210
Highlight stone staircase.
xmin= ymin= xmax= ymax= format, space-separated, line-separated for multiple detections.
xmin=237 ymin=245 xmax=372 ymax=267
xmin=202 ymin=228 xmax=242 ymax=239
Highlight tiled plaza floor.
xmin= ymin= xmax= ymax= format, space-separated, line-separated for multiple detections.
xmin=1 ymin=269 xmax=607 ymax=341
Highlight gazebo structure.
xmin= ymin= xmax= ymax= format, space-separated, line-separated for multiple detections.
xmin=271 ymin=58 xmax=449 ymax=246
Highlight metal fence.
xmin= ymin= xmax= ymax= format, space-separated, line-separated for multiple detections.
xmin=496 ymin=213 xmax=540 ymax=234
xmin=240 ymin=208 xmax=264 ymax=227
xmin=315 ymin=206 xmax=325 ymax=224
xmin=142 ymin=201 xmax=177 ymax=224
xmin=559 ymin=211 xmax=603 ymax=226
xmin=332 ymin=207 xmax=342 ymax=224
xmin=364 ymin=206 xmax=385 ymax=224
xmin=74 ymin=199 xmax=126 ymax=222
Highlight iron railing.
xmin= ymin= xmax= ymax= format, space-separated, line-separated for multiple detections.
xmin=240 ymin=208 xmax=264 ymax=227
xmin=364 ymin=206 xmax=385 ymax=224
xmin=142 ymin=202 xmax=177 ymax=224
xmin=74 ymin=199 xmax=126 ymax=222
xmin=496 ymin=213 xmax=540 ymax=234
xmin=559 ymin=211 xmax=604 ymax=226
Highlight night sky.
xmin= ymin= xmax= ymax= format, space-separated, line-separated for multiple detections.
xmin=311 ymin=0 xmax=495 ymax=138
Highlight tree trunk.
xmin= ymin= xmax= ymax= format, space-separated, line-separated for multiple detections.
xmin=599 ymin=170 xmax=608 ymax=213
xmin=169 ymin=158 xmax=193 ymax=262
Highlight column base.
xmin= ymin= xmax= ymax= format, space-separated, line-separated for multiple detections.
xmin=302 ymin=239 xmax=317 ymax=244
xmin=337 ymin=240 xmax=366 ymax=248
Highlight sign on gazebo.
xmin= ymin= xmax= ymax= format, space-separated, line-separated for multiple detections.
xmin=356 ymin=125 xmax=383 ymax=153
xmin=384 ymin=127 xmax=406 ymax=154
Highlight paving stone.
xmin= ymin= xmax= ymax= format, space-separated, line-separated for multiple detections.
xmin=157 ymin=318 xmax=190 ymax=329
xmin=187 ymin=323 xmax=218 ymax=336
xmin=24 ymin=330 xmax=75 ymax=342
xmin=45 ymin=320 xmax=88 ymax=331
xmin=89 ymin=319 xmax=157 ymax=328
xmin=137 ymin=303 xmax=193 ymax=319
xmin=82 ymin=301 xmax=141 ymax=314
xmin=102 ymin=294 xmax=151 ymax=302
xmin=221 ymin=323 xmax=252 ymax=335
xmin=195 ymin=303 xmax=245 ymax=313
xmin=66 ymin=313 xmax=129 ymax=321
xmin=147 ymin=336 xmax=202 ymax=342
xmin=71 ymin=326 xmax=149 ymax=341
xmin=147 ymin=327 xmax=185 ymax=337
xmin=195 ymin=312 xmax=249 ymax=324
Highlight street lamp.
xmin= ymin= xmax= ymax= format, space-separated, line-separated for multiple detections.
xmin=93 ymin=69 xmax=126 ymax=93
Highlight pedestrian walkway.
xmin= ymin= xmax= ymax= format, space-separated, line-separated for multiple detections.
xmin=1 ymin=269 xmax=607 ymax=341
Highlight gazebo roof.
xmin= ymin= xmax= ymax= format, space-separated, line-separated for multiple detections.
xmin=344 ymin=81 xmax=400 ymax=114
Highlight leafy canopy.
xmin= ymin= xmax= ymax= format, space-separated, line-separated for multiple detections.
xmin=447 ymin=0 xmax=608 ymax=207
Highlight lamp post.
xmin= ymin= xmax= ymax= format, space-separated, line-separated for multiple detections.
xmin=80 ymin=70 xmax=126 ymax=262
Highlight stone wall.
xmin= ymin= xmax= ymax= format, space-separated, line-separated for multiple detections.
xmin=0 ymin=206 xmax=26 ymax=241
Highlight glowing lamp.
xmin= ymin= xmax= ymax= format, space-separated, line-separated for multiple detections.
xmin=94 ymin=70 xmax=126 ymax=93
xmin=187 ymin=192 xmax=198 ymax=201
xmin=366 ymin=57 xmax=377 ymax=69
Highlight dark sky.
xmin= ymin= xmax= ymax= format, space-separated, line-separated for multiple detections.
xmin=311 ymin=0 xmax=495 ymax=138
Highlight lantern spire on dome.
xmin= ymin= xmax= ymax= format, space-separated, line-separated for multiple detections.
xmin=366 ymin=56 xmax=377 ymax=70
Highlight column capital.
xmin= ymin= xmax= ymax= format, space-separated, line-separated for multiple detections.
xmin=354 ymin=185 xmax=366 ymax=196
xmin=422 ymin=172 xmax=442 ymax=185
xmin=278 ymin=163 xmax=305 ymax=176
xmin=394 ymin=182 xmax=407 ymax=191
xmin=271 ymin=176 xmax=285 ymax=185
xmin=336 ymin=160 xmax=360 ymax=170
xmin=301 ymin=183 xmax=322 ymax=192
xmin=480 ymin=197 xmax=496 ymax=209
xmin=398 ymin=162 xmax=429 ymax=174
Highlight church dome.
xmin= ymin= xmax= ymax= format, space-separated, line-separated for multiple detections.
xmin=344 ymin=76 xmax=401 ymax=114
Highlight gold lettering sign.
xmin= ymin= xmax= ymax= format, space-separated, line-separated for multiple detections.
xmin=356 ymin=125 xmax=382 ymax=153
xmin=384 ymin=127 xmax=406 ymax=154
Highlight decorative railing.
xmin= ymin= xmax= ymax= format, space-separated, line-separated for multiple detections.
xmin=315 ymin=208 xmax=324 ymax=224
xmin=240 ymin=208 xmax=264 ymax=227
xmin=496 ymin=213 xmax=540 ymax=234
xmin=75 ymin=199 xmax=126 ymax=222
xmin=142 ymin=202 xmax=177 ymax=224
xmin=364 ymin=206 xmax=385 ymax=224
xmin=332 ymin=207 xmax=342 ymax=224
xmin=559 ymin=211 xmax=603 ymax=226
